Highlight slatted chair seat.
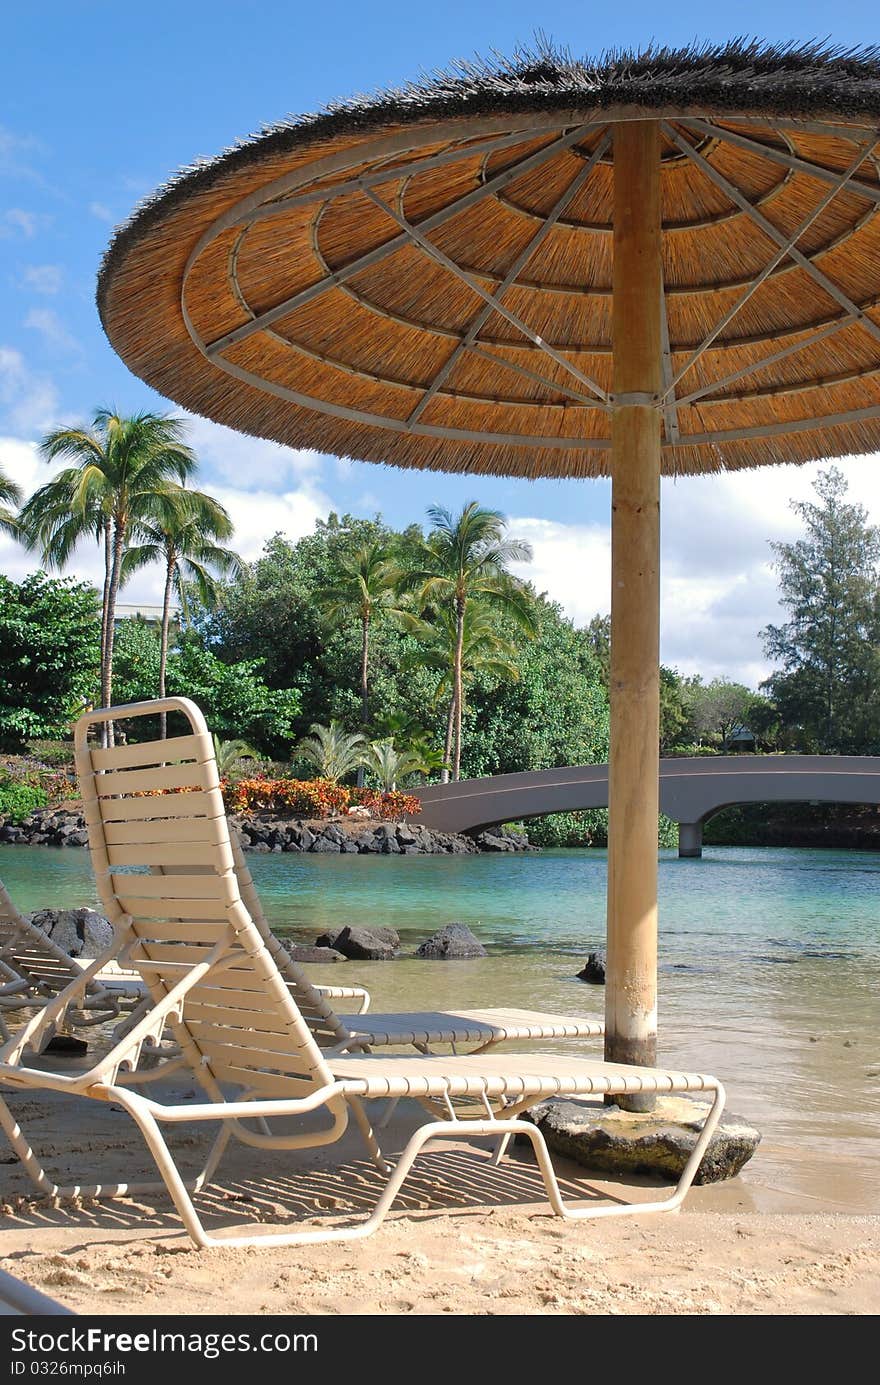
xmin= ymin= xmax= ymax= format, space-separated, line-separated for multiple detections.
xmin=0 ymin=697 xmax=726 ymax=1249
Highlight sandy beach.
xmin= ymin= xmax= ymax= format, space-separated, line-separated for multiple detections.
xmin=1 ymin=1071 xmax=877 ymax=1316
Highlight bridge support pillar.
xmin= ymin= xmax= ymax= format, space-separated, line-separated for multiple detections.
xmin=678 ymin=821 xmax=703 ymax=858
xmin=604 ymin=121 xmax=661 ymax=1111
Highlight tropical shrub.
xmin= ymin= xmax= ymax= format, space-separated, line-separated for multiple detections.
xmin=0 ymin=778 xmax=48 ymax=822
xmin=223 ymin=776 xmax=350 ymax=818
xmin=525 ymin=810 xmax=678 ymax=849
xmin=222 ymin=776 xmax=421 ymax=821
xmin=349 ymin=787 xmax=422 ymax=820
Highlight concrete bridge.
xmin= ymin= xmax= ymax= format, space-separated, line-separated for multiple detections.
xmin=415 ymin=756 xmax=880 ymax=856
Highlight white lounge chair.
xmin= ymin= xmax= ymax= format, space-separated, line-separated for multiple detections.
xmin=0 ymin=697 xmax=726 ymax=1248
xmin=76 ymin=698 xmax=606 ymax=1057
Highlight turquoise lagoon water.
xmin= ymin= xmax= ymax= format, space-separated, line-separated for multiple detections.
xmin=2 ymin=843 xmax=878 ymax=1209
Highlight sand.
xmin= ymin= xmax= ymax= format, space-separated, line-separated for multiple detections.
xmin=1 ymin=1078 xmax=877 ymax=1316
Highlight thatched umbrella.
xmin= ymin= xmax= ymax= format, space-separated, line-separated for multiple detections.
xmin=98 ymin=41 xmax=880 ymax=1107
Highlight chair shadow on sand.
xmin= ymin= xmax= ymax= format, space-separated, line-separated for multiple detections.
xmin=0 ymin=1084 xmax=634 ymax=1241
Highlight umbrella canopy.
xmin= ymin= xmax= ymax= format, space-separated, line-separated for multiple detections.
xmin=99 ymin=41 xmax=880 ymax=478
xmin=99 ymin=41 xmax=880 ymax=1107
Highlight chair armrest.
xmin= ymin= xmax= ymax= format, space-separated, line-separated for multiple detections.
xmin=315 ymin=983 xmax=371 ymax=1014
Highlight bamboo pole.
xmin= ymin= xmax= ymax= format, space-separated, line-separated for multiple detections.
xmin=605 ymin=121 xmax=662 ymax=1110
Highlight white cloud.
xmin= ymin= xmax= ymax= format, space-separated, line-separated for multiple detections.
xmin=0 ymin=127 xmax=44 ymax=185
xmin=21 ymin=263 xmax=62 ymax=294
xmin=23 ymin=307 xmax=81 ymax=355
xmin=182 ymin=414 xmax=328 ymax=493
xmin=510 ymin=455 xmax=880 ymax=688
xmin=0 ymin=434 xmax=335 ymax=604
xmin=0 ymin=347 xmax=59 ymax=435
xmin=1 ymin=208 xmax=48 ymax=239
xmin=88 ymin=201 xmax=114 ymax=223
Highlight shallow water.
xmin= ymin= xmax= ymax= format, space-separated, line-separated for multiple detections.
xmin=2 ymin=843 xmax=878 ymax=1211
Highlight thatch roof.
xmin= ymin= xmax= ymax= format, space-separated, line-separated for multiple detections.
xmin=98 ymin=40 xmax=880 ymax=478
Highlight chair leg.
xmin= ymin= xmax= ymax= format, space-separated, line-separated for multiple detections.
xmin=515 ymin=1083 xmax=728 ymax=1219
xmin=0 ymin=1094 xmax=61 ymax=1198
xmin=348 ymin=1095 xmax=391 ymax=1174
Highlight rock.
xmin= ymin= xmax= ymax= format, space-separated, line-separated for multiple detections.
xmin=416 ymin=923 xmax=487 ymax=960
xmin=527 ymin=1095 xmax=761 ymax=1185
xmin=577 ymin=950 xmax=606 ymax=985
xmin=474 ymin=832 xmax=514 ymax=852
xmin=28 ymin=907 xmax=113 ymax=959
xmin=396 ymin=824 xmax=417 ymax=846
xmin=329 ymin=925 xmax=399 ymax=958
xmin=372 ymin=824 xmax=401 ymax=854
xmin=284 ymin=944 xmax=347 ymax=964
xmin=310 ymin=836 xmax=340 ymax=853
xmin=319 ymin=925 xmax=399 ymax=961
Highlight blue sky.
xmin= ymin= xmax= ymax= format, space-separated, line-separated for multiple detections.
xmin=2 ymin=0 xmax=879 ymax=684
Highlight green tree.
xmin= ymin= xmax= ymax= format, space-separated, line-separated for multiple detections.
xmin=318 ymin=539 xmax=404 ymax=730
xmin=762 ymin=467 xmax=880 ymax=752
xmin=203 ymin=520 xmax=438 ymax=739
xmin=406 ymin=603 xmax=519 ymax=774
xmin=22 ymin=410 xmax=196 ymax=726
xmin=0 ymin=466 xmax=22 ymax=538
xmin=584 ymin=613 xmax=611 ymax=684
xmin=463 ymin=596 xmax=609 ymax=777
xmin=112 ymin=620 xmax=300 ymax=754
xmin=0 ymin=573 xmax=100 ymax=746
xmin=295 ymin=721 xmax=367 ymax=783
xmin=404 ymin=502 xmax=536 ymax=780
xmin=687 ymin=678 xmax=757 ymax=751
xmin=121 ymin=484 xmax=241 ymax=737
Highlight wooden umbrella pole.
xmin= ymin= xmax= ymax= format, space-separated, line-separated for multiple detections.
xmin=605 ymin=120 xmax=662 ymax=1109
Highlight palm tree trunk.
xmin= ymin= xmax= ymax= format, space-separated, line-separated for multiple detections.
xmin=453 ymin=602 xmax=465 ymax=781
xmin=158 ymin=554 xmax=175 ymax=739
xmin=357 ymin=613 xmax=370 ymax=788
xmin=102 ymin=522 xmax=125 ymax=747
xmin=99 ymin=519 xmax=111 ymax=688
xmin=441 ymin=695 xmax=454 ymax=783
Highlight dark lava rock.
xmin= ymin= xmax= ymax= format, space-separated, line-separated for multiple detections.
xmin=28 ymin=907 xmax=113 ymax=958
xmin=527 ymin=1096 xmax=760 ymax=1185
xmin=284 ymin=944 xmax=347 ymax=964
xmin=415 ymin=923 xmax=487 ymax=960
xmin=310 ymin=836 xmax=341 ymax=853
xmin=577 ymin=950 xmax=606 ymax=985
xmin=317 ymin=925 xmax=400 ymax=960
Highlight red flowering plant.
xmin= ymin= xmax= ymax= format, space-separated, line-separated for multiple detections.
xmin=222 ymin=776 xmax=351 ymax=818
xmin=349 ymin=786 xmax=421 ymax=820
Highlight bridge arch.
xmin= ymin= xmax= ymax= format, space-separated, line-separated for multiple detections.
xmin=413 ymin=756 xmax=880 ymax=856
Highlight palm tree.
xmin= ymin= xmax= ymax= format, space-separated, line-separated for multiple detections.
xmin=121 ymin=485 xmax=241 ymax=736
xmin=212 ymin=735 xmax=260 ymax=778
xmin=364 ymin=738 xmax=435 ymax=793
xmin=318 ymin=538 xmax=404 ymax=724
xmin=404 ymin=502 xmax=537 ymax=779
xmin=21 ymin=410 xmax=196 ymax=729
xmin=295 ymin=721 xmax=368 ymax=783
xmin=408 ymin=604 xmax=520 ymax=778
xmin=0 ymin=466 xmax=22 ymax=538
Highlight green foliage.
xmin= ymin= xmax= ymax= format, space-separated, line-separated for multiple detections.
xmin=0 ymin=572 xmax=100 ymax=746
xmin=111 ymin=620 xmax=300 ymax=755
xmin=0 ymin=779 xmax=47 ymax=823
xmin=295 ymin=721 xmax=368 ymax=783
xmin=461 ymin=597 xmax=609 ymax=777
xmin=686 ymin=678 xmax=757 ymax=750
xmin=762 ymin=466 xmax=880 ymax=753
xmin=524 ymin=811 xmax=678 ymax=849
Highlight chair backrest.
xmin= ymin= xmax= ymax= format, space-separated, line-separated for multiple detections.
xmin=74 ymin=697 xmax=336 ymax=1098
xmin=0 ymin=878 xmax=88 ymax=997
